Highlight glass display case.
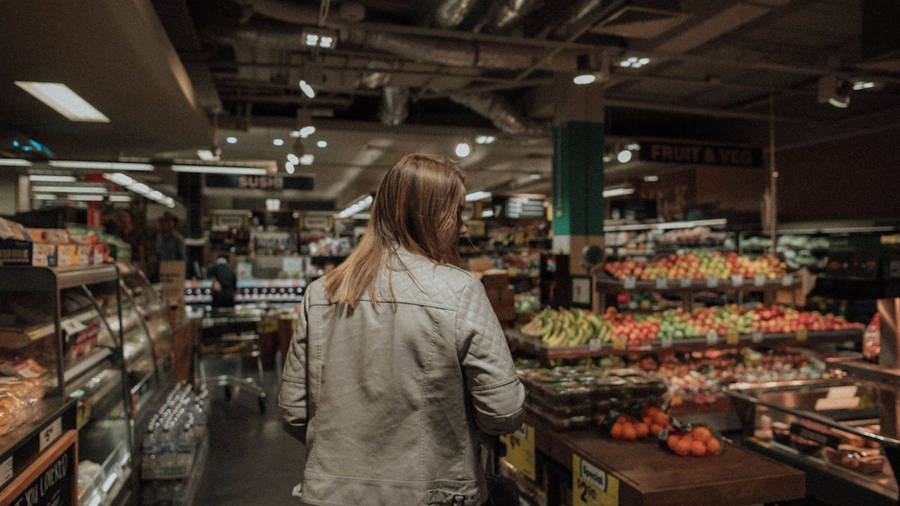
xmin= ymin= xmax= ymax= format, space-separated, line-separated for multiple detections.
xmin=0 ymin=265 xmax=133 ymax=506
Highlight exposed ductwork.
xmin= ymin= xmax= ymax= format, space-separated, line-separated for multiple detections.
xmin=244 ymin=0 xmax=365 ymax=24
xmin=434 ymin=0 xmax=483 ymax=28
xmin=485 ymin=0 xmax=543 ymax=31
xmin=378 ymin=86 xmax=410 ymax=126
xmin=552 ymin=0 xmax=606 ymax=39
xmin=450 ymin=93 xmax=546 ymax=137
xmin=360 ymin=72 xmax=392 ymax=89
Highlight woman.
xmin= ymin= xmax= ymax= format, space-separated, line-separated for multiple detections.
xmin=279 ymin=154 xmax=525 ymax=506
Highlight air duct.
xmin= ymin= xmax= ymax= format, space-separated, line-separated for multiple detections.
xmin=246 ymin=0 xmax=365 ymax=24
xmin=435 ymin=0 xmax=483 ymax=28
xmin=378 ymin=86 xmax=409 ymax=126
xmin=486 ymin=0 xmax=543 ymax=31
xmin=450 ymin=93 xmax=546 ymax=137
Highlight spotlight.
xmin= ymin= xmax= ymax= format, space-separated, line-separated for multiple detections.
xmin=818 ymin=75 xmax=851 ymax=108
xmin=617 ymin=150 xmax=632 ymax=163
xmin=455 ymin=142 xmax=471 ymax=158
xmin=273 ymin=138 xmax=285 ymax=146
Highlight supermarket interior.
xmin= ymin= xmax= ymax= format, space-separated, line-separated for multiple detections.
xmin=1 ymin=1 xmax=900 ymax=505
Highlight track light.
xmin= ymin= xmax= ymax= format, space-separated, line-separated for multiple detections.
xmin=455 ymin=142 xmax=471 ymax=158
xmin=818 ymin=75 xmax=851 ymax=108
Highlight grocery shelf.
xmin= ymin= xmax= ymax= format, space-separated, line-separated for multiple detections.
xmin=596 ymin=273 xmax=799 ymax=294
xmin=506 ymin=328 xmax=862 ymax=359
xmin=64 ymin=348 xmax=113 ymax=384
xmin=0 ymin=265 xmax=118 ymax=291
xmin=825 ymin=359 xmax=900 ymax=389
xmin=0 ymin=307 xmax=99 ymax=348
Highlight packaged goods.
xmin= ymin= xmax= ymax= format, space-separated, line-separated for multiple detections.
xmin=0 ymin=217 xmax=32 ymax=266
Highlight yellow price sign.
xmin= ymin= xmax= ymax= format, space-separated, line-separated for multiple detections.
xmin=500 ymin=424 xmax=535 ymax=480
xmin=612 ymin=336 xmax=627 ymax=351
xmin=573 ymin=454 xmax=619 ymax=506
xmin=796 ymin=327 xmax=808 ymax=343
xmin=726 ymin=330 xmax=740 ymax=346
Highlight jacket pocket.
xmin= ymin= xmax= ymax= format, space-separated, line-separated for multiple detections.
xmin=426 ymin=488 xmax=479 ymax=505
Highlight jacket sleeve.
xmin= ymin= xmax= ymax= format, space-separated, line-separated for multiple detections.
xmin=457 ymin=278 xmax=525 ymax=435
xmin=278 ymin=294 xmax=309 ymax=442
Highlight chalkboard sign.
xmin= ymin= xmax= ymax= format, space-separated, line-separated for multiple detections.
xmin=1 ymin=431 xmax=77 ymax=506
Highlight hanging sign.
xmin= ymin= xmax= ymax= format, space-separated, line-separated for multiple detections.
xmin=206 ymin=174 xmax=314 ymax=191
xmin=499 ymin=424 xmax=535 ymax=480
xmin=639 ymin=141 xmax=763 ymax=167
xmin=573 ymin=454 xmax=619 ymax=506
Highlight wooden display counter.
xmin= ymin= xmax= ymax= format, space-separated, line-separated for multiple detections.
xmin=521 ymin=414 xmax=805 ymax=505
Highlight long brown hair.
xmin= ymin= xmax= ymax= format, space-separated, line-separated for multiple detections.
xmin=324 ymin=154 xmax=466 ymax=307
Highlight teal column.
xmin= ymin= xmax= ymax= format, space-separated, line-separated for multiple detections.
xmin=552 ymin=120 xmax=605 ymax=258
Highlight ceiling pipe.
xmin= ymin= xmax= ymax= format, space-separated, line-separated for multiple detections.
xmin=484 ymin=0 xmax=543 ymax=31
xmin=243 ymin=0 xmax=365 ymax=24
xmin=449 ymin=93 xmax=547 ymax=137
xmin=435 ymin=0 xmax=483 ymax=28
xmin=378 ymin=86 xmax=410 ymax=126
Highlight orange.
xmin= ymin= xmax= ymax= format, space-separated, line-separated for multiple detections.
xmin=706 ymin=438 xmax=721 ymax=454
xmin=635 ymin=423 xmax=649 ymax=438
xmin=610 ymin=423 xmax=623 ymax=439
xmin=650 ymin=423 xmax=662 ymax=436
xmin=675 ymin=439 xmax=692 ymax=456
xmin=691 ymin=427 xmax=712 ymax=443
xmin=622 ymin=424 xmax=637 ymax=441
xmin=667 ymin=435 xmax=681 ymax=451
xmin=691 ymin=440 xmax=707 ymax=457
xmin=653 ymin=412 xmax=670 ymax=426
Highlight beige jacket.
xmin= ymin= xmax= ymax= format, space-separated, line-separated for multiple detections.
xmin=278 ymin=248 xmax=525 ymax=506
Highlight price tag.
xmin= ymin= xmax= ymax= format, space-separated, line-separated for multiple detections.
xmin=500 ymin=424 xmax=535 ymax=480
xmin=655 ymin=277 xmax=668 ymax=289
xmin=660 ymin=336 xmax=673 ymax=348
xmin=589 ymin=338 xmax=602 ymax=351
xmin=782 ymin=274 xmax=794 ymax=286
xmin=726 ymin=330 xmax=740 ymax=346
xmin=751 ymin=331 xmax=764 ymax=344
xmin=706 ymin=331 xmax=719 ymax=346
xmin=623 ymin=276 xmax=636 ymax=289
xmin=731 ymin=274 xmax=744 ymax=287
xmin=27 ymin=324 xmax=55 ymax=341
xmin=680 ymin=277 xmax=692 ymax=288
xmin=796 ymin=327 xmax=808 ymax=343
xmin=61 ymin=318 xmax=87 ymax=336
xmin=39 ymin=417 xmax=62 ymax=452
xmin=573 ymin=454 xmax=620 ymax=506
xmin=612 ymin=336 xmax=627 ymax=351
xmin=753 ymin=274 xmax=766 ymax=286
xmin=0 ymin=456 xmax=12 ymax=488
xmin=706 ymin=276 xmax=719 ymax=288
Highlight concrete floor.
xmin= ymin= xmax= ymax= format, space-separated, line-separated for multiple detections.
xmin=196 ymin=367 xmax=305 ymax=506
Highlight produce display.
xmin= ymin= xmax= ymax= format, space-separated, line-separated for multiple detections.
xmin=520 ymin=308 xmax=612 ymax=347
xmin=604 ymin=252 xmax=788 ymax=281
xmin=607 ymin=407 xmax=673 ymax=440
xmin=663 ymin=426 xmax=721 ymax=457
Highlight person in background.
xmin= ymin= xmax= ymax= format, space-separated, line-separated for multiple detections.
xmin=114 ymin=209 xmax=142 ymax=262
xmin=155 ymin=211 xmax=186 ymax=261
xmin=279 ymin=154 xmax=525 ymax=506
xmin=207 ymin=255 xmax=236 ymax=308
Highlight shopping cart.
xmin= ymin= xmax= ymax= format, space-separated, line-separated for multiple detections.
xmin=195 ymin=307 xmax=267 ymax=413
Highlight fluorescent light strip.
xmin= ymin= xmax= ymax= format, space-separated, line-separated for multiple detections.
xmin=0 ymin=158 xmax=32 ymax=167
xmin=465 ymin=191 xmax=491 ymax=202
xmin=14 ymin=81 xmax=110 ymax=122
xmin=604 ymin=218 xmax=728 ymax=232
xmin=103 ymin=173 xmax=135 ymax=186
xmin=109 ymin=194 xmax=132 ymax=202
xmin=197 ymin=149 xmax=216 ymax=161
xmin=67 ymin=194 xmax=104 ymax=201
xmin=33 ymin=194 xmax=57 ymax=200
xmin=29 ymin=174 xmax=76 ymax=182
xmin=336 ymin=195 xmax=374 ymax=219
xmin=49 ymin=160 xmax=153 ymax=171
xmin=299 ymin=154 xmax=314 ymax=165
xmin=171 ymin=164 xmax=267 ymax=175
xmin=602 ymin=187 xmax=635 ymax=198
xmin=32 ymin=185 xmax=107 ymax=194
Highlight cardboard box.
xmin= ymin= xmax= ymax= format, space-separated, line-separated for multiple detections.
xmin=32 ymin=242 xmax=58 ymax=267
xmin=160 ymin=260 xmax=186 ymax=307
xmin=77 ymin=245 xmax=93 ymax=266
xmin=57 ymin=245 xmax=78 ymax=267
xmin=0 ymin=238 xmax=32 ymax=266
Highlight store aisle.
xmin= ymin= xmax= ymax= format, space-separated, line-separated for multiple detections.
xmin=196 ymin=369 xmax=305 ymax=505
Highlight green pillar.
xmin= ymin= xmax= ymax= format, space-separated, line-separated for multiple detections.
xmin=552 ymin=120 xmax=605 ymax=272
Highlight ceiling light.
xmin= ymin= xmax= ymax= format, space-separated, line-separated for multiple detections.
xmin=852 ymin=81 xmax=875 ymax=91
xmin=336 ymin=194 xmax=374 ymax=219
xmin=266 ymin=199 xmax=281 ymax=211
xmin=290 ymin=130 xmax=302 ymax=138
xmin=617 ymin=150 xmax=633 ymax=163
xmin=103 ymin=172 xmax=135 ymax=186
xmin=171 ymin=164 xmax=267 ymax=175
xmin=299 ymin=80 xmax=316 ymax=99
xmin=0 ymin=158 xmax=32 ymax=167
xmin=109 ymin=194 xmax=132 ymax=202
xmin=618 ymin=56 xmax=649 ymax=69
xmin=455 ymin=142 xmax=471 ymax=158
xmin=301 ymin=27 xmax=339 ymax=49
xmin=197 ymin=149 xmax=216 ymax=161
xmin=528 ymin=173 xmax=541 ymax=180
xmin=465 ymin=191 xmax=491 ymax=202
xmin=625 ymin=143 xmax=640 ymax=151
xmin=643 ymin=175 xmax=659 ymax=182
xmin=475 ymin=135 xmax=496 ymax=145
xmin=818 ymin=75 xmax=851 ymax=108
xmin=316 ymin=140 xmax=328 ymax=148
xmin=603 ymin=186 xmax=635 ymax=198
xmin=14 ymin=82 xmax=110 ymax=123
xmin=573 ymin=73 xmax=597 ymax=85
xmin=300 ymin=154 xmax=314 ymax=165
xmin=149 ymin=190 xmax=163 ymax=200
xmin=67 ymin=194 xmax=104 ymax=201
xmin=299 ymin=126 xmax=316 ymax=138
xmin=273 ymin=138 xmax=285 ymax=146
xmin=285 ymin=161 xmax=296 ymax=174
xmin=481 ymin=209 xmax=495 ymax=218
xmin=29 ymin=174 xmax=76 ymax=182
xmin=32 ymin=185 xmax=107 ymax=194
xmin=34 ymin=194 xmax=57 ymax=200
xmin=129 ymin=182 xmax=150 ymax=195
xmin=287 ymin=153 xmax=300 ymax=165
xmin=48 ymin=160 xmax=153 ymax=171
xmin=225 ymin=136 xmax=238 ymax=144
